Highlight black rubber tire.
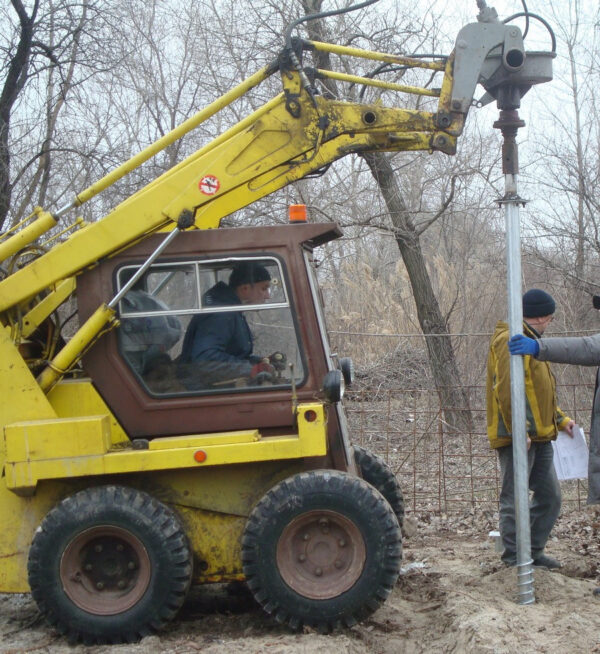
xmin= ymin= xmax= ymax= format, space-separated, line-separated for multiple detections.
xmin=353 ymin=445 xmax=405 ymax=528
xmin=241 ymin=470 xmax=402 ymax=632
xmin=27 ymin=485 xmax=193 ymax=644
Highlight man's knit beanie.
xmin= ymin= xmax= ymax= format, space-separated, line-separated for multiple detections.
xmin=229 ymin=262 xmax=271 ymax=288
xmin=522 ymin=288 xmax=555 ymax=318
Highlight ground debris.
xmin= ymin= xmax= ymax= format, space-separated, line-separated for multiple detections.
xmin=1 ymin=509 xmax=600 ymax=653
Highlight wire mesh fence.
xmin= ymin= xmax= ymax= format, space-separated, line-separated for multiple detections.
xmin=344 ymin=383 xmax=594 ymax=515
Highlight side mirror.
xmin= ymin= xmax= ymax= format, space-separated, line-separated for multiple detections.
xmin=322 ymin=370 xmax=344 ymax=403
xmin=339 ymin=357 xmax=355 ymax=386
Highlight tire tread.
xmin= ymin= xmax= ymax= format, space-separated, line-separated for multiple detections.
xmin=28 ymin=485 xmax=192 ymax=644
xmin=242 ymin=469 xmax=402 ymax=632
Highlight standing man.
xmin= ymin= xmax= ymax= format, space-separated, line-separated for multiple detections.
xmin=509 ymin=295 xmax=600 ymax=590
xmin=487 ymin=288 xmax=574 ymax=568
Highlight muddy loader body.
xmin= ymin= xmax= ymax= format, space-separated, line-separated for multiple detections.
xmin=0 ymin=219 xmax=403 ymax=640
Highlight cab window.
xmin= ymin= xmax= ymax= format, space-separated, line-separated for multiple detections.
xmin=116 ymin=257 xmax=305 ymax=395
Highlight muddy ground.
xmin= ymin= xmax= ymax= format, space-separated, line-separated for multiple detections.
xmin=1 ymin=507 xmax=599 ymax=654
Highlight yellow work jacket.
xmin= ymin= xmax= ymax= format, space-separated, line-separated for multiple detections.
xmin=486 ymin=321 xmax=571 ymax=449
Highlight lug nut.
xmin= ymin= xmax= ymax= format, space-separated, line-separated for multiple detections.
xmin=298 ymin=554 xmax=306 ymax=562
xmin=94 ymin=544 xmax=103 ymax=553
xmin=84 ymin=563 xmax=93 ymax=571
xmin=117 ymin=580 xmax=126 ymax=589
xmin=116 ymin=544 xmax=124 ymax=552
xmin=96 ymin=582 xmax=104 ymax=590
xmin=302 ymin=533 xmax=310 ymax=541
xmin=338 ymin=539 xmax=346 ymax=547
xmin=127 ymin=561 xmax=136 ymax=570
xmin=334 ymin=560 xmax=344 ymax=569
xmin=314 ymin=567 xmax=323 ymax=577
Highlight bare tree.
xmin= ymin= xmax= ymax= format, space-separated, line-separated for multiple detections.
xmin=500 ymin=0 xmax=600 ymax=337
xmin=0 ymin=0 xmax=122 ymax=230
xmin=0 ymin=0 xmax=40 ymax=230
xmin=300 ymin=0 xmax=474 ymax=433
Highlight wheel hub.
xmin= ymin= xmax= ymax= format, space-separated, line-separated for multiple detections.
xmin=276 ymin=510 xmax=366 ymax=599
xmin=60 ymin=526 xmax=151 ymax=615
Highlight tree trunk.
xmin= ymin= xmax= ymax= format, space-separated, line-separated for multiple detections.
xmin=363 ymin=152 xmax=473 ymax=434
xmin=301 ymin=0 xmax=473 ymax=433
xmin=0 ymin=0 xmax=38 ymax=231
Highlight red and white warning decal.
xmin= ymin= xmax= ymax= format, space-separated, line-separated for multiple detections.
xmin=199 ymin=175 xmax=221 ymax=196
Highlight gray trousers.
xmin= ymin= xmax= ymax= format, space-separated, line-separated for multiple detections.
xmin=497 ymin=441 xmax=561 ymax=564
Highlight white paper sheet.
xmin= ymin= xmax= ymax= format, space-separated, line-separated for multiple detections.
xmin=552 ymin=425 xmax=589 ymax=480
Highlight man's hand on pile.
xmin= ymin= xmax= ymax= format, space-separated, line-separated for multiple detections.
xmin=508 ymin=334 xmax=539 ymax=356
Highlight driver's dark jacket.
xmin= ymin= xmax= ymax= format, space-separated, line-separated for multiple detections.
xmin=178 ymin=282 xmax=257 ymax=387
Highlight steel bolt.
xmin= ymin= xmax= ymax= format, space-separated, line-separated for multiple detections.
xmin=314 ymin=567 xmax=323 ymax=577
xmin=96 ymin=582 xmax=104 ymax=590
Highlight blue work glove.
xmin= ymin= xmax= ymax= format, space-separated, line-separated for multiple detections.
xmin=508 ymin=334 xmax=539 ymax=356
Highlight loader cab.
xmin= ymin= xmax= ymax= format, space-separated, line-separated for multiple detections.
xmin=77 ymin=222 xmax=347 ymax=448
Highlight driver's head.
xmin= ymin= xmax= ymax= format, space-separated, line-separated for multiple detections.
xmin=229 ymin=262 xmax=272 ymax=304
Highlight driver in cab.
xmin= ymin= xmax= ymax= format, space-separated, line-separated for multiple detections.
xmin=177 ymin=262 xmax=276 ymax=389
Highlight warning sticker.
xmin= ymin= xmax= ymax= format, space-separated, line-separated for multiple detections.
xmin=199 ymin=175 xmax=221 ymax=196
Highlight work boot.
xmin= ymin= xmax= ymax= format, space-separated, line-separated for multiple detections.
xmin=501 ymin=548 xmax=516 ymax=567
xmin=532 ymin=555 xmax=561 ymax=569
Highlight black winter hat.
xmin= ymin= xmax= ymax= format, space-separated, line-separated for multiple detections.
xmin=229 ymin=262 xmax=271 ymax=288
xmin=522 ymin=288 xmax=555 ymax=318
